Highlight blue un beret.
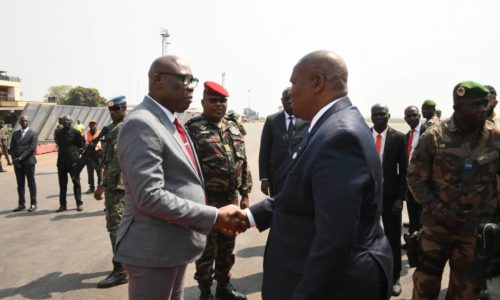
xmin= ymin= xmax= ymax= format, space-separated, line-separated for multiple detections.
xmin=106 ymin=95 xmax=127 ymax=107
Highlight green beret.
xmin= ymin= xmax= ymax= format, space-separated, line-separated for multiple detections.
xmin=422 ymin=99 xmax=436 ymax=107
xmin=453 ymin=81 xmax=490 ymax=101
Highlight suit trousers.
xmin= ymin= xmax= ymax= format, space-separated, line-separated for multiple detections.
xmin=14 ymin=164 xmax=36 ymax=206
xmin=124 ymin=263 xmax=187 ymax=300
xmin=406 ymin=190 xmax=422 ymax=234
xmin=382 ymin=211 xmax=402 ymax=282
xmin=57 ymin=164 xmax=82 ymax=207
xmin=86 ymin=157 xmax=101 ymax=188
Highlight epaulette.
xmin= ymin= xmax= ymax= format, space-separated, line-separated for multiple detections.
xmin=185 ymin=115 xmax=204 ymax=127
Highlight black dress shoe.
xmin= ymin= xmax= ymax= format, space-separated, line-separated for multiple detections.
xmin=56 ymin=206 xmax=67 ymax=212
xmin=28 ymin=204 xmax=37 ymax=212
xmin=215 ymin=284 xmax=247 ymax=300
xmin=85 ymin=187 xmax=95 ymax=194
xmin=13 ymin=206 xmax=26 ymax=212
xmin=0 ymin=169 xmax=7 ymax=172
xmin=97 ymin=271 xmax=128 ymax=288
xmin=76 ymin=204 xmax=83 ymax=212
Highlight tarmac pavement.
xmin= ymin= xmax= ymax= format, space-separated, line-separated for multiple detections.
xmin=0 ymin=121 xmax=498 ymax=299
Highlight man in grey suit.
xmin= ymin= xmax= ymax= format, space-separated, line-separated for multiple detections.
xmin=115 ymin=55 xmax=246 ymax=300
xmin=10 ymin=116 xmax=38 ymax=212
xmin=259 ymin=87 xmax=309 ymax=196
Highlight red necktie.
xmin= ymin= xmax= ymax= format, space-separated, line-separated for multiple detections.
xmin=375 ymin=134 xmax=382 ymax=154
xmin=173 ymin=118 xmax=199 ymax=174
xmin=407 ymin=128 xmax=415 ymax=158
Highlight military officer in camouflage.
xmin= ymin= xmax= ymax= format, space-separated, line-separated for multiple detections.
xmin=408 ymin=81 xmax=500 ymax=300
xmin=93 ymin=95 xmax=128 ymax=288
xmin=0 ymin=121 xmax=12 ymax=172
xmin=421 ymin=99 xmax=439 ymax=128
xmin=186 ymin=81 xmax=252 ymax=300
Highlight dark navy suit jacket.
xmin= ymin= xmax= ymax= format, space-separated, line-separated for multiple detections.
xmin=9 ymin=129 xmax=38 ymax=165
xmin=250 ymin=97 xmax=393 ymax=300
xmin=258 ymin=111 xmax=309 ymax=194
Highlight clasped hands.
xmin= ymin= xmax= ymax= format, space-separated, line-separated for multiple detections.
xmin=214 ymin=204 xmax=250 ymax=236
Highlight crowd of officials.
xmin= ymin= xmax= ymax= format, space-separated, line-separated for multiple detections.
xmin=0 ymin=49 xmax=499 ymax=300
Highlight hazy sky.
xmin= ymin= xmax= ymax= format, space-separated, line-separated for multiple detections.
xmin=2 ymin=0 xmax=499 ymax=118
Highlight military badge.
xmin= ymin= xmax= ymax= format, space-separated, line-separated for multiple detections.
xmin=457 ymin=86 xmax=466 ymax=97
xmin=229 ymin=127 xmax=240 ymax=136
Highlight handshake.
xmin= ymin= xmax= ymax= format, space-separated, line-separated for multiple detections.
xmin=214 ymin=205 xmax=250 ymax=236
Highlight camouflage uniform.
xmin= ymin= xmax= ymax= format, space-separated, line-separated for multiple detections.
xmin=186 ymin=115 xmax=252 ymax=288
xmin=101 ymin=122 xmax=126 ymax=252
xmin=0 ymin=125 xmax=12 ymax=168
xmin=408 ymin=115 xmax=500 ymax=300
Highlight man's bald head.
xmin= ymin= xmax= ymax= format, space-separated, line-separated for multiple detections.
xmin=147 ymin=55 xmax=195 ymax=113
xmin=289 ymin=50 xmax=349 ymax=120
xmin=295 ymin=50 xmax=348 ymax=94
xmin=371 ymin=103 xmax=390 ymax=132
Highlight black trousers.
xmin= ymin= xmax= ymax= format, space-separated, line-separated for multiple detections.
xmin=58 ymin=164 xmax=82 ymax=207
xmin=86 ymin=157 xmax=101 ymax=188
xmin=382 ymin=210 xmax=402 ymax=282
xmin=14 ymin=163 xmax=37 ymax=206
xmin=406 ymin=190 xmax=422 ymax=234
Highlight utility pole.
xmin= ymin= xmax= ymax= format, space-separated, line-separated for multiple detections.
xmin=160 ymin=28 xmax=170 ymax=56
xmin=221 ymin=72 xmax=226 ymax=86
xmin=247 ymin=89 xmax=251 ymax=109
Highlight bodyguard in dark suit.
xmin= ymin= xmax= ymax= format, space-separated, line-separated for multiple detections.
xmin=10 ymin=116 xmax=38 ymax=212
xmin=404 ymin=106 xmax=426 ymax=234
xmin=258 ymin=87 xmax=309 ymax=196
xmin=371 ymin=103 xmax=407 ymax=297
xmin=54 ymin=115 xmax=84 ymax=212
xmin=240 ymin=50 xmax=393 ymax=300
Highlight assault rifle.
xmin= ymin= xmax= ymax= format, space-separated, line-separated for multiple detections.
xmin=72 ymin=126 xmax=110 ymax=175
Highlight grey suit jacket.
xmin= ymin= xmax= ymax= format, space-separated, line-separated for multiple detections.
xmin=115 ymin=96 xmax=218 ymax=268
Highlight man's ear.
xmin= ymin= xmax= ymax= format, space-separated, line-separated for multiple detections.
xmin=311 ymin=74 xmax=326 ymax=94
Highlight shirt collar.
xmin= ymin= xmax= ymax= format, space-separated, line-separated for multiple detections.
xmin=309 ymin=96 xmax=343 ymax=132
xmin=147 ymin=95 xmax=176 ymax=124
xmin=284 ymin=111 xmax=294 ymax=119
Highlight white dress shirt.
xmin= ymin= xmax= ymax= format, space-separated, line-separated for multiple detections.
xmin=408 ymin=123 xmax=422 ymax=160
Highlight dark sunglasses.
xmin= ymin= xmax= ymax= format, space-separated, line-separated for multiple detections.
xmin=108 ymin=106 xmax=122 ymax=111
xmin=207 ymin=98 xmax=227 ymax=104
xmin=157 ymin=72 xmax=199 ymax=88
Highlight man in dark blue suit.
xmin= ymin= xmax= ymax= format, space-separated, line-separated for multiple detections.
xmin=371 ymin=103 xmax=407 ymax=297
xmin=259 ymin=87 xmax=309 ymax=196
xmin=237 ymin=50 xmax=393 ymax=299
xmin=10 ymin=116 xmax=38 ymax=212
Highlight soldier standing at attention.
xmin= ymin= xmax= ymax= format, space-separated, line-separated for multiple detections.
xmin=186 ymin=81 xmax=251 ymax=300
xmin=93 ymin=96 xmax=128 ymax=288
xmin=0 ymin=121 xmax=12 ymax=171
xmin=408 ymin=81 xmax=500 ymax=300
xmin=421 ymin=99 xmax=439 ymax=128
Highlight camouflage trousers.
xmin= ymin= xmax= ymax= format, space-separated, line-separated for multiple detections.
xmin=412 ymin=225 xmax=484 ymax=300
xmin=104 ymin=189 xmax=125 ymax=255
xmin=0 ymin=142 xmax=10 ymax=168
xmin=194 ymin=227 xmax=236 ymax=287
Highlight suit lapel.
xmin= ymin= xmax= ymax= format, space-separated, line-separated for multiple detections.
xmin=143 ymin=97 xmax=202 ymax=183
xmin=273 ymin=97 xmax=352 ymax=185
xmin=383 ymin=127 xmax=393 ymax=163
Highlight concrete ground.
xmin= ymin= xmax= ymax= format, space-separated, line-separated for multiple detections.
xmin=0 ymin=121 xmax=498 ymax=300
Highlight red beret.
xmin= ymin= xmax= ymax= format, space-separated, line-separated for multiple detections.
xmin=204 ymin=81 xmax=229 ymax=97
xmin=89 ymin=120 xmax=97 ymax=124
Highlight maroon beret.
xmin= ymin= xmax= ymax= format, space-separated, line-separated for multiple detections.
xmin=204 ymin=81 xmax=229 ymax=97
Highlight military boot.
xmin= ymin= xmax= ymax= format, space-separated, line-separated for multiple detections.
xmin=215 ymin=283 xmax=246 ymax=300
xmin=97 ymin=261 xmax=128 ymax=288
xmin=199 ymin=285 xmax=214 ymax=300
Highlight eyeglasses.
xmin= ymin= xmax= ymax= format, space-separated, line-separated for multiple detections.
xmin=206 ymin=98 xmax=227 ymax=104
xmin=158 ymin=72 xmax=199 ymax=88
xmin=108 ymin=106 xmax=121 ymax=111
